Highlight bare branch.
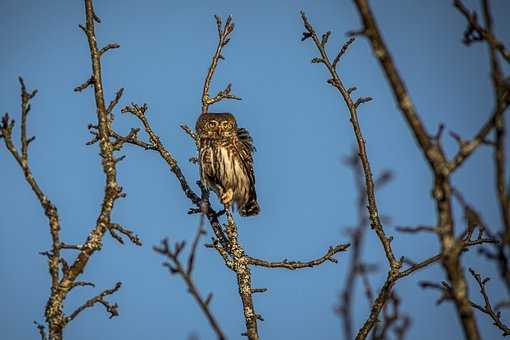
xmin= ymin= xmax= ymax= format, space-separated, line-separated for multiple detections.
xmin=448 ymin=112 xmax=499 ymax=171
xmin=201 ymin=15 xmax=237 ymax=113
xmin=66 ymin=282 xmax=122 ymax=323
xmin=109 ymin=223 xmax=142 ymax=246
xmin=395 ymin=225 xmax=437 ymax=234
xmin=111 ymin=127 xmax=141 ymax=150
xmin=223 ymin=212 xmax=259 ymax=339
xmin=251 ymin=288 xmax=268 ymax=294
xmin=187 ymin=225 xmax=206 ymax=275
xmin=1 ymin=80 xmax=63 ymax=335
xmin=301 ymin=10 xmax=399 ymax=271
xmin=99 ymin=43 xmax=120 ymax=56
xmin=332 ymin=37 xmax=356 ymax=69
xmin=33 ymin=321 xmax=47 ymax=340
xmin=321 ymin=31 xmax=331 ymax=46
xmin=453 ymin=0 xmax=510 ymax=64
xmin=337 ymin=153 xmax=391 ymax=340
xmin=469 ymin=268 xmax=510 ymax=336
xmin=109 ymin=128 xmax=156 ymax=150
xmin=154 ymin=236 xmax=226 ymax=340
xmin=74 ymin=76 xmax=94 ymax=92
xmin=246 ymin=244 xmax=350 ymax=270
xmin=453 ymin=188 xmax=510 ymax=292
xmin=180 ymin=124 xmax=199 ymax=143
xmin=71 ymin=281 xmax=96 ymax=290
xmin=354 ymin=96 xmax=373 ymax=108
xmin=398 ymin=254 xmax=442 ymax=279
xmin=106 ymin=88 xmax=124 ymax=115
xmin=207 ymin=82 xmax=242 ymax=106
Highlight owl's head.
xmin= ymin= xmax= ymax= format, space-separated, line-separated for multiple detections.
xmin=196 ymin=113 xmax=238 ymax=139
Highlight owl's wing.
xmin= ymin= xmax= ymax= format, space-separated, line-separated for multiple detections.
xmin=235 ymin=127 xmax=261 ymax=216
xmin=234 ymin=127 xmax=256 ymax=184
xmin=237 ymin=128 xmax=256 ymax=153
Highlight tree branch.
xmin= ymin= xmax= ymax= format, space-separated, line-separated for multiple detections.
xmin=468 ymin=268 xmax=510 ymax=336
xmin=1 ymin=80 xmax=65 ymax=337
xmin=223 ymin=211 xmax=259 ymax=339
xmin=65 ymin=282 xmax=122 ymax=323
xmin=33 ymin=321 xmax=47 ymax=340
xmin=154 ymin=225 xmax=226 ymax=340
xmin=453 ymin=0 xmax=510 ymax=64
xmin=336 ymin=152 xmax=400 ymax=340
xmin=201 ymin=15 xmax=240 ymax=113
xmin=246 ymin=244 xmax=350 ymax=270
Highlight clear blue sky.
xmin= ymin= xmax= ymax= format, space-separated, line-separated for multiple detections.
xmin=1 ymin=1 xmax=509 ymax=339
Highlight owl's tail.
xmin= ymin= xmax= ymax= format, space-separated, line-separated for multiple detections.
xmin=239 ymin=197 xmax=260 ymax=216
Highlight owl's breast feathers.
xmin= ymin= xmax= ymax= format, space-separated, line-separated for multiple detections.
xmin=198 ymin=131 xmax=260 ymax=216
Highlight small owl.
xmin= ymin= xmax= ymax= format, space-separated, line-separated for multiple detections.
xmin=196 ymin=112 xmax=260 ymax=216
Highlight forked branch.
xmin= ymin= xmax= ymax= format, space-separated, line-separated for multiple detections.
xmin=453 ymin=0 xmax=510 ymax=64
xmin=66 ymin=282 xmax=122 ymax=323
xmin=154 ymin=225 xmax=226 ymax=340
xmin=201 ymin=15 xmax=241 ymax=113
xmin=469 ymin=268 xmax=510 ymax=336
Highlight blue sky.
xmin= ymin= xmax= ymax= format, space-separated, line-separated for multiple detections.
xmin=1 ymin=0 xmax=509 ymax=339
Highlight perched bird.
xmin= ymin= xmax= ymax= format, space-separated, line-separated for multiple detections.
xmin=195 ymin=112 xmax=260 ymax=216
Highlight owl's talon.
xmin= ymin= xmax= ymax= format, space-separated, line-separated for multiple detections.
xmin=221 ymin=188 xmax=234 ymax=206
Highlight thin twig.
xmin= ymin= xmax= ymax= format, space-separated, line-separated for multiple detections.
xmin=468 ymin=268 xmax=510 ymax=336
xmin=154 ymin=232 xmax=226 ymax=340
xmin=201 ymin=15 xmax=240 ymax=113
xmin=33 ymin=321 xmax=47 ymax=340
xmin=453 ymin=0 xmax=510 ymax=64
xmin=246 ymin=244 xmax=350 ymax=270
xmin=337 ymin=153 xmax=396 ymax=340
xmin=1 ymin=81 xmax=65 ymax=338
xmin=65 ymin=282 xmax=122 ymax=323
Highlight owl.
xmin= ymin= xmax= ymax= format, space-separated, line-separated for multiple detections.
xmin=195 ymin=112 xmax=260 ymax=216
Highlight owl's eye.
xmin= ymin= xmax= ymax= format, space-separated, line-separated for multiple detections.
xmin=206 ymin=121 xmax=219 ymax=129
xmin=221 ymin=120 xmax=233 ymax=129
